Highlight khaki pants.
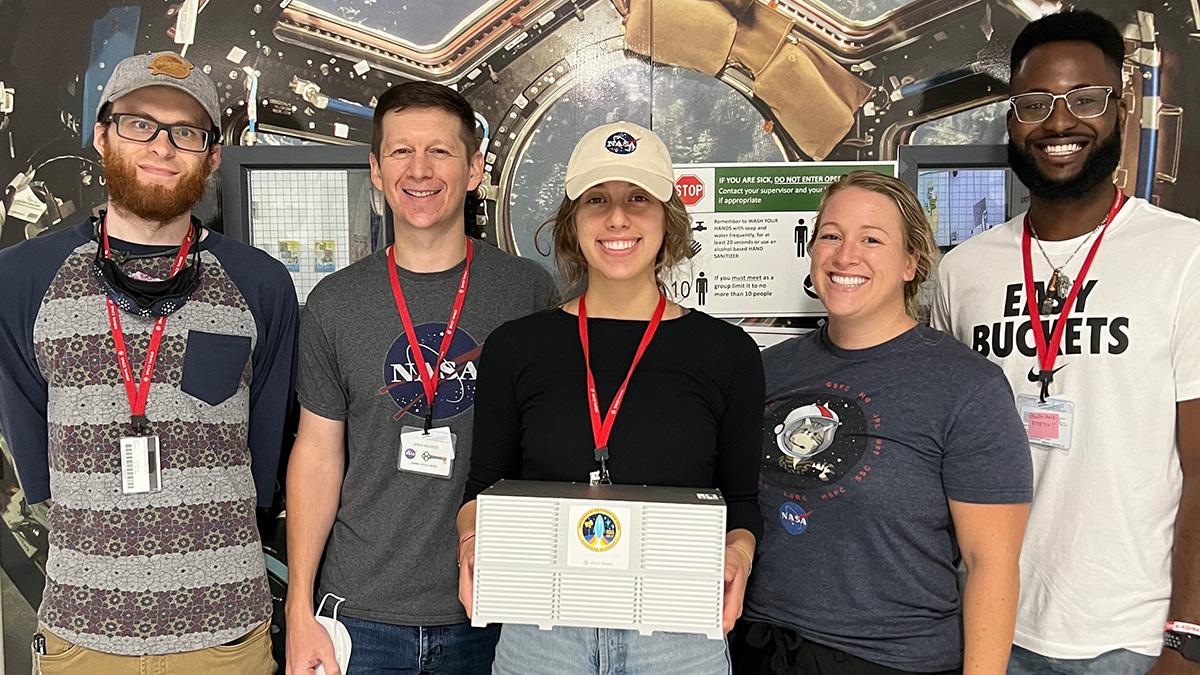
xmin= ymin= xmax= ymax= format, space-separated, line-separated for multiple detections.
xmin=32 ymin=621 xmax=274 ymax=675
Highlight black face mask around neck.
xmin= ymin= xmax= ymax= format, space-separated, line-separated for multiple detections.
xmin=91 ymin=214 xmax=204 ymax=318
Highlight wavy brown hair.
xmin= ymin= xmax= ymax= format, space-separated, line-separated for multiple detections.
xmin=813 ymin=171 xmax=939 ymax=318
xmin=543 ymin=189 xmax=693 ymax=293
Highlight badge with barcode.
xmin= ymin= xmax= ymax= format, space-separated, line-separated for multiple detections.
xmin=120 ymin=436 xmax=162 ymax=494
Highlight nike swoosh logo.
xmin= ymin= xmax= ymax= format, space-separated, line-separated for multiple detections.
xmin=1027 ymin=364 xmax=1067 ymax=382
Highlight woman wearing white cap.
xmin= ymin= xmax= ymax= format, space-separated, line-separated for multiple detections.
xmin=456 ymin=122 xmax=764 ymax=674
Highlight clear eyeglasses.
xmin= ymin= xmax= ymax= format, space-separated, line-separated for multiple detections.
xmin=105 ymin=113 xmax=215 ymax=152
xmin=1008 ymin=86 xmax=1117 ymax=124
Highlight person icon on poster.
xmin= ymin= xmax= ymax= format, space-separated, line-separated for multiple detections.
xmin=696 ymin=271 xmax=708 ymax=306
xmin=795 ymin=218 xmax=808 ymax=258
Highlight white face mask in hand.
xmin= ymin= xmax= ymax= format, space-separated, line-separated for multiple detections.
xmin=315 ymin=593 xmax=352 ymax=675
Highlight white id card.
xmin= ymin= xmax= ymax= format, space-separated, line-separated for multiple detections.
xmin=1016 ymin=395 xmax=1074 ymax=452
xmin=119 ymin=436 xmax=162 ymax=494
xmin=398 ymin=426 xmax=456 ymax=478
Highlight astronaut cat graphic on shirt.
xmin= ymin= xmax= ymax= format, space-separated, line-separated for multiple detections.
xmin=764 ymin=394 xmax=868 ymax=487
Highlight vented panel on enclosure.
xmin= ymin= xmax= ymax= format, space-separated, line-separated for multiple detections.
xmin=472 ymin=480 xmax=726 ymax=639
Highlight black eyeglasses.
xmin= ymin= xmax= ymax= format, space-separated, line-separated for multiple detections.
xmin=1008 ymin=86 xmax=1118 ymax=124
xmin=104 ymin=113 xmax=215 ymax=152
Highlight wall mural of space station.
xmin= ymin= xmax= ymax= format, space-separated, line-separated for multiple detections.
xmin=0 ymin=0 xmax=1197 ymax=666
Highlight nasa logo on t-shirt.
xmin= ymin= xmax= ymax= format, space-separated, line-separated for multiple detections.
xmin=779 ymin=501 xmax=812 ymax=535
xmin=382 ymin=323 xmax=481 ymax=420
xmin=578 ymin=508 xmax=621 ymax=552
xmin=605 ymin=132 xmax=638 ymax=155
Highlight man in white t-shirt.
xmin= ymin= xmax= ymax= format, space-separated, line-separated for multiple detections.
xmin=931 ymin=10 xmax=1200 ymax=674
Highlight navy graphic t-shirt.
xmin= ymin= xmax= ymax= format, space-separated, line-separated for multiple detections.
xmin=743 ymin=325 xmax=1032 ymax=671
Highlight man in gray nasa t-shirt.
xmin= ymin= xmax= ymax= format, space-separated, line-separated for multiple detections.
xmin=284 ymin=82 xmax=555 ymax=674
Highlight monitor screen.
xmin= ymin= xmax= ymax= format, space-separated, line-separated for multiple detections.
xmin=898 ymin=145 xmax=1029 ymax=251
xmin=917 ymin=167 xmax=1007 ymax=248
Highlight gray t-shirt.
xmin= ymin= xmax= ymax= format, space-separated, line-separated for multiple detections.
xmin=743 ymin=325 xmax=1032 ymax=671
xmin=297 ymin=241 xmax=556 ymax=625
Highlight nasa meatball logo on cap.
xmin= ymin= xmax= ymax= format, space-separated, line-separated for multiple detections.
xmin=604 ymin=131 xmax=639 ymax=155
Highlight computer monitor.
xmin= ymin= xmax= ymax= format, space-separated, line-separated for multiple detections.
xmin=897 ymin=145 xmax=1029 ymax=250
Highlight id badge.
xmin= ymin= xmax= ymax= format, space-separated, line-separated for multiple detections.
xmin=398 ymin=426 xmax=456 ymax=479
xmin=1016 ymin=394 xmax=1074 ymax=452
xmin=119 ymin=436 xmax=162 ymax=494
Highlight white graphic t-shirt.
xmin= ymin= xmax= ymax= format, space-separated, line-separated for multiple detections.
xmin=931 ymin=196 xmax=1200 ymax=658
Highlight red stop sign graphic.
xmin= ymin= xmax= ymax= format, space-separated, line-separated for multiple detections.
xmin=675 ymin=174 xmax=705 ymax=206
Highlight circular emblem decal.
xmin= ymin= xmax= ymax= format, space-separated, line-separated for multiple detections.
xmin=382 ymin=323 xmax=480 ymax=419
xmin=404 ymin=448 xmax=416 ymax=459
xmin=604 ymin=132 xmax=638 ymax=155
xmin=578 ymin=508 xmax=621 ymax=552
xmin=779 ymin=501 xmax=812 ymax=535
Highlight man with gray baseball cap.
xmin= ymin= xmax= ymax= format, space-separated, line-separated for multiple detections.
xmin=0 ymin=50 xmax=296 ymax=673
xmin=98 ymin=51 xmax=223 ymax=130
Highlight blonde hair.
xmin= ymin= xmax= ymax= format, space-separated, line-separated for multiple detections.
xmin=814 ymin=171 xmax=940 ymax=318
xmin=546 ymin=189 xmax=693 ymax=293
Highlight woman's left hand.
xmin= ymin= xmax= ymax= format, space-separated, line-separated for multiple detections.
xmin=722 ymin=540 xmax=754 ymax=634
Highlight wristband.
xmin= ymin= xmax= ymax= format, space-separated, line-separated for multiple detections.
xmin=728 ymin=543 xmax=754 ymax=574
xmin=1167 ymin=620 xmax=1200 ymax=637
xmin=456 ymin=533 xmax=476 ymax=566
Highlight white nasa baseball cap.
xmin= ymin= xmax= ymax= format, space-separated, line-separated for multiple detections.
xmin=564 ymin=121 xmax=675 ymax=202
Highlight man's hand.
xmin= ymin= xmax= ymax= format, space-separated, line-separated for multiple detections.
xmin=285 ymin=611 xmax=340 ymax=675
xmin=1148 ymin=649 xmax=1200 ymax=674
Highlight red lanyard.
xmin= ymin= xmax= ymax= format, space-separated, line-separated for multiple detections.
xmin=578 ymin=292 xmax=666 ymax=480
xmin=387 ymin=240 xmax=473 ymax=431
xmin=103 ymin=223 xmax=196 ymax=435
xmin=1022 ymin=188 xmax=1124 ymax=401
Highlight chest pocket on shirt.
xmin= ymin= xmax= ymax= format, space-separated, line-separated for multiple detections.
xmin=180 ymin=331 xmax=252 ymax=405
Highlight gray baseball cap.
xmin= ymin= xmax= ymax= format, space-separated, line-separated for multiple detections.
xmin=96 ymin=51 xmax=221 ymax=131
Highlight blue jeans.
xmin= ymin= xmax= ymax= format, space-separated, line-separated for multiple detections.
xmin=340 ymin=615 xmax=500 ymax=674
xmin=492 ymin=624 xmax=730 ymax=675
xmin=1007 ymin=645 xmax=1156 ymax=675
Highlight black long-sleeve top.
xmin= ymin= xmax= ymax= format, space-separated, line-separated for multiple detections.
xmin=464 ymin=307 xmax=765 ymax=539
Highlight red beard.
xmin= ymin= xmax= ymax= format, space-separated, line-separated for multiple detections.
xmin=102 ymin=144 xmax=209 ymax=222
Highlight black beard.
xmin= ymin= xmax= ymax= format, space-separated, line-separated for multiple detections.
xmin=1008 ymin=126 xmax=1122 ymax=201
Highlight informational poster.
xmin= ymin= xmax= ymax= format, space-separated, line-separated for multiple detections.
xmin=667 ymin=162 xmax=896 ymax=317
